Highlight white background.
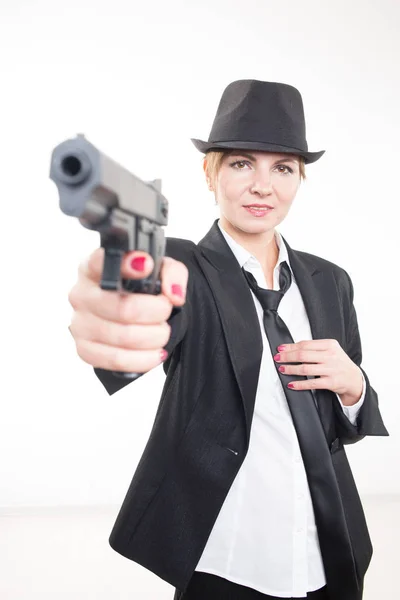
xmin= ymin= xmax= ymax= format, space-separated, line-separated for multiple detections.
xmin=1 ymin=1 xmax=399 ymax=598
xmin=0 ymin=0 xmax=399 ymax=546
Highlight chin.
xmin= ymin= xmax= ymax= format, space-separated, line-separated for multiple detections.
xmin=236 ymin=220 xmax=273 ymax=235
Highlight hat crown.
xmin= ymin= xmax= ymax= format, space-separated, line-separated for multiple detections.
xmin=191 ymin=79 xmax=325 ymax=164
xmin=209 ymin=80 xmax=308 ymax=151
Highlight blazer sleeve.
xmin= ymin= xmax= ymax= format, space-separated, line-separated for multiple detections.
xmin=332 ymin=268 xmax=389 ymax=444
xmin=93 ymin=238 xmax=195 ymax=396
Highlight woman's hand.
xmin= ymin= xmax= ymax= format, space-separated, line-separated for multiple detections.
xmin=273 ymin=339 xmax=364 ymax=405
xmin=68 ymin=248 xmax=188 ymax=373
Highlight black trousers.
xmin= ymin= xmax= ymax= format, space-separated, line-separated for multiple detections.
xmin=173 ymin=571 xmax=330 ymax=600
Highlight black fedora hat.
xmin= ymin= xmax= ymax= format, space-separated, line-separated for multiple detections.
xmin=191 ymin=80 xmax=325 ymax=165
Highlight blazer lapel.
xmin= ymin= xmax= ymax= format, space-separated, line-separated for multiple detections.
xmin=196 ymin=220 xmax=344 ymax=446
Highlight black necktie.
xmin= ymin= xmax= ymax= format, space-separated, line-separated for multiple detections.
xmin=242 ymin=262 xmax=359 ymax=598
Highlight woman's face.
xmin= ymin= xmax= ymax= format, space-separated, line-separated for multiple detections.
xmin=209 ymin=151 xmax=301 ymax=237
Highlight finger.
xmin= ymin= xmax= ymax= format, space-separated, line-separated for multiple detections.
xmin=69 ymin=282 xmax=173 ymax=324
xmin=278 ymin=364 xmax=328 ymax=376
xmin=287 ymin=375 xmax=324 ymax=390
xmin=288 ymin=339 xmax=339 ymax=351
xmin=70 ymin=311 xmax=171 ymax=349
xmin=75 ymin=339 xmax=167 ymax=373
xmin=158 ymin=256 xmax=189 ymax=306
xmin=79 ymin=248 xmax=155 ymax=284
xmin=276 ymin=350 xmax=323 ymax=364
xmin=120 ymin=250 xmax=155 ymax=280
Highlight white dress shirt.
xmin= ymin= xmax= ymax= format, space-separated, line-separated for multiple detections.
xmin=195 ymin=220 xmax=366 ymax=597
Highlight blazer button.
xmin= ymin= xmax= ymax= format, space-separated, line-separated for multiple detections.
xmin=330 ymin=437 xmax=340 ymax=454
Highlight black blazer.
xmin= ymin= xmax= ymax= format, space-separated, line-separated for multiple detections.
xmin=94 ymin=219 xmax=389 ymax=599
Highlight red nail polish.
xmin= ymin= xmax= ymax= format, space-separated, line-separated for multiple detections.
xmin=131 ymin=256 xmax=146 ymax=271
xmin=274 ymin=354 xmax=280 ymax=361
xmin=278 ymin=366 xmax=285 ymax=373
xmin=160 ymin=350 xmax=169 ymax=362
xmin=171 ymin=284 xmax=183 ymax=298
xmin=288 ymin=383 xmax=295 ymax=389
xmin=278 ymin=345 xmax=286 ymax=351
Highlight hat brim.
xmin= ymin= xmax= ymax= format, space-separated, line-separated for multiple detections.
xmin=190 ymin=138 xmax=325 ymax=165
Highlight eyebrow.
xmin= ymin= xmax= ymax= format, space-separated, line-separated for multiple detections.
xmin=228 ymin=152 xmax=299 ymax=165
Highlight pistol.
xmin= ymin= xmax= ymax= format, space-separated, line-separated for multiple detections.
xmin=49 ymin=134 xmax=169 ymax=380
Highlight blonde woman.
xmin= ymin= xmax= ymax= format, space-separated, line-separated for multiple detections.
xmin=68 ymin=80 xmax=389 ymax=600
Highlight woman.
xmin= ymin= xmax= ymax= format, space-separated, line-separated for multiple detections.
xmin=69 ymin=80 xmax=389 ymax=600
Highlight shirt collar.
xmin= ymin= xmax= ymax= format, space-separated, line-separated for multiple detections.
xmin=217 ymin=218 xmax=292 ymax=273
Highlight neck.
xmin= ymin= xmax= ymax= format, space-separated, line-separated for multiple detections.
xmin=219 ymin=216 xmax=279 ymax=272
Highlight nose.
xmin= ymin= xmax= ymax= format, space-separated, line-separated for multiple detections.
xmin=250 ymin=171 xmax=273 ymax=197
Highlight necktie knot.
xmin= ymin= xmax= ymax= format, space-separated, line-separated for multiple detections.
xmin=242 ymin=261 xmax=292 ymax=311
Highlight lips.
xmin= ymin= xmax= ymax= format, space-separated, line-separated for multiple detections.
xmin=244 ymin=204 xmax=274 ymax=208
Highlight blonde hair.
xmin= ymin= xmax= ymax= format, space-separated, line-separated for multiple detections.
xmin=203 ymin=149 xmax=306 ymax=189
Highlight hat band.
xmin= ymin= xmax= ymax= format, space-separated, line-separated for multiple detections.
xmin=208 ymin=139 xmax=307 ymax=152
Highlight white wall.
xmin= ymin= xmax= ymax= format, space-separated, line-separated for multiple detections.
xmin=0 ymin=0 xmax=398 ymax=511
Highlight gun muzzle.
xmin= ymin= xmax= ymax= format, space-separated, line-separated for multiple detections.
xmin=56 ymin=151 xmax=92 ymax=185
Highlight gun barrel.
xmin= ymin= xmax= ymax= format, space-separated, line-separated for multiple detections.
xmin=50 ymin=136 xmax=168 ymax=227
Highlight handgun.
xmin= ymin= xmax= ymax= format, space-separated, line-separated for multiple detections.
xmin=49 ymin=134 xmax=169 ymax=380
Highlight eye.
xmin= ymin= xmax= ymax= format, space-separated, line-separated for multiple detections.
xmin=275 ymin=164 xmax=294 ymax=175
xmin=229 ymin=160 xmax=251 ymax=170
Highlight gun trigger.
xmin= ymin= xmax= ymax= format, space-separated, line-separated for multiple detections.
xmin=100 ymin=248 xmax=124 ymax=291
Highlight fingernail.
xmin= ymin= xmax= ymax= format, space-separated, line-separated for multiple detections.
xmin=171 ymin=284 xmax=183 ymax=298
xmin=160 ymin=350 xmax=169 ymax=362
xmin=131 ymin=256 xmax=146 ymax=272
